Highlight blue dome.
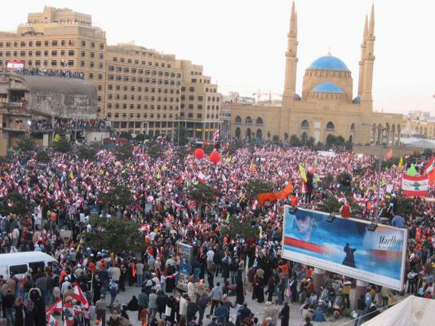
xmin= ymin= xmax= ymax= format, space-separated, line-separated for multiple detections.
xmin=309 ymin=55 xmax=349 ymax=71
xmin=312 ymin=82 xmax=343 ymax=93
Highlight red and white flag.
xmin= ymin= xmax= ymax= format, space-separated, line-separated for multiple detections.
xmin=197 ymin=172 xmax=206 ymax=183
xmin=212 ymin=129 xmax=220 ymax=143
xmin=47 ymin=313 xmax=60 ymax=326
xmin=402 ymin=174 xmax=429 ymax=197
xmin=73 ymin=283 xmax=89 ymax=309
xmin=46 ymin=298 xmax=63 ymax=315
xmin=424 ymin=156 xmax=435 ymax=175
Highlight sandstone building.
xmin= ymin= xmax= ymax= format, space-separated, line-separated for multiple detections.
xmin=230 ymin=3 xmax=402 ymax=146
xmin=0 ymin=6 xmax=221 ymax=139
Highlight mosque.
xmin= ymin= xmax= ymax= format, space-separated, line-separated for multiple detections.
xmin=230 ymin=3 xmax=402 ymax=146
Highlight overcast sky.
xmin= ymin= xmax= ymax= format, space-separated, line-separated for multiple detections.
xmin=2 ymin=0 xmax=435 ymax=115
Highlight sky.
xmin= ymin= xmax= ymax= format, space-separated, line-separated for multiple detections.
xmin=1 ymin=0 xmax=435 ymax=115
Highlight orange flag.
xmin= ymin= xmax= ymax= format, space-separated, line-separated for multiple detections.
xmin=384 ymin=148 xmax=393 ymax=160
xmin=257 ymin=193 xmax=277 ymax=207
xmin=275 ymin=181 xmax=293 ymax=200
xmin=429 ymin=170 xmax=435 ymax=186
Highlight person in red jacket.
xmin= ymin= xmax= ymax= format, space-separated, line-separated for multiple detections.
xmin=340 ymin=201 xmax=351 ymax=218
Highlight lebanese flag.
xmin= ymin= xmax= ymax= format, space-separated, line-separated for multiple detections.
xmin=402 ymin=174 xmax=429 ymax=197
xmin=73 ymin=283 xmax=89 ymax=309
xmin=46 ymin=299 xmax=63 ymax=315
xmin=424 ymin=156 xmax=435 ymax=175
xmin=47 ymin=313 xmax=60 ymax=326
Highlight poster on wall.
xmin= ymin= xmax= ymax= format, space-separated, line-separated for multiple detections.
xmin=176 ymin=242 xmax=193 ymax=291
xmin=6 ymin=60 xmax=24 ymax=71
xmin=282 ymin=206 xmax=407 ymax=290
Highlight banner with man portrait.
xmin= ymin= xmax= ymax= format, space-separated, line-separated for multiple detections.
xmin=282 ymin=207 xmax=407 ymax=290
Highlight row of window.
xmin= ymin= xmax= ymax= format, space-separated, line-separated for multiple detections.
xmin=0 ymin=59 xmax=105 ymax=70
xmin=180 ymin=104 xmax=219 ymax=110
xmin=107 ymin=85 xmax=179 ymax=94
xmin=111 ymin=57 xmax=172 ymax=68
xmin=107 ymin=95 xmax=178 ymax=102
xmin=0 ymin=40 xmax=104 ymax=49
xmin=107 ymin=75 xmax=179 ymax=85
xmin=180 ymin=95 xmax=220 ymax=102
xmin=0 ymin=50 xmax=76 ymax=57
xmin=181 ymin=86 xmax=218 ymax=93
xmin=107 ymin=66 xmax=180 ymax=77
xmin=180 ymin=112 xmax=219 ymax=119
xmin=106 ymin=103 xmax=179 ymax=110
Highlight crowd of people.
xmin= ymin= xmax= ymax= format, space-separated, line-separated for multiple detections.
xmin=31 ymin=119 xmax=112 ymax=133
xmin=0 ymin=139 xmax=433 ymax=326
xmin=15 ymin=67 xmax=85 ymax=79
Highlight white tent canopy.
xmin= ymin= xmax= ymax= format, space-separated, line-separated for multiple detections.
xmin=361 ymin=296 xmax=435 ymax=326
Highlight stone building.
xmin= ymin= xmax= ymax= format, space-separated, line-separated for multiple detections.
xmin=0 ymin=72 xmax=99 ymax=155
xmin=0 ymin=6 xmax=221 ymax=139
xmin=230 ymin=3 xmax=402 ymax=146
xmin=401 ymin=112 xmax=435 ymax=140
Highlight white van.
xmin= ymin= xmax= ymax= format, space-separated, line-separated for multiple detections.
xmin=0 ymin=252 xmax=58 ymax=279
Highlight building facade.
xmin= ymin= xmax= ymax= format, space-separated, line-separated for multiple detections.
xmin=230 ymin=3 xmax=402 ymax=146
xmin=0 ymin=6 xmax=221 ymax=139
xmin=401 ymin=113 xmax=435 ymax=140
xmin=0 ymin=71 xmax=99 ymax=155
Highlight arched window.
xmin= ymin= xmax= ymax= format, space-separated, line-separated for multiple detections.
xmin=246 ymin=128 xmax=252 ymax=139
xmin=301 ymin=120 xmax=309 ymax=130
xmin=256 ymin=129 xmax=262 ymax=140
xmin=350 ymin=123 xmax=355 ymax=132
xmin=245 ymin=116 xmax=252 ymax=125
xmin=235 ymin=127 xmax=241 ymax=139
xmin=301 ymin=132 xmax=308 ymax=144
xmin=326 ymin=121 xmax=335 ymax=131
xmin=256 ymin=117 xmax=263 ymax=126
xmin=235 ymin=116 xmax=242 ymax=124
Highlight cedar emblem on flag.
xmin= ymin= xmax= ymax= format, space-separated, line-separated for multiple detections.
xmin=402 ymin=174 xmax=429 ymax=197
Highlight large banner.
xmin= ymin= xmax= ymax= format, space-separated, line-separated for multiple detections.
xmin=282 ymin=207 xmax=407 ymax=290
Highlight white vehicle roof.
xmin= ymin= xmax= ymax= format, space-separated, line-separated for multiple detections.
xmin=0 ymin=252 xmax=57 ymax=265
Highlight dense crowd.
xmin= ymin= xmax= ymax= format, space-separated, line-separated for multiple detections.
xmin=31 ymin=119 xmax=112 ymax=133
xmin=15 ymin=68 xmax=85 ymax=79
xmin=0 ymin=140 xmax=433 ymax=326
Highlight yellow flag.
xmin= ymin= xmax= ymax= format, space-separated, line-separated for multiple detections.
xmin=398 ymin=157 xmax=403 ymax=169
xmin=99 ymin=169 xmax=104 ymax=175
xmin=70 ymin=171 xmax=74 ymax=179
xmin=161 ymin=165 xmax=168 ymax=171
xmin=156 ymin=172 xmax=161 ymax=180
xmin=299 ymin=164 xmax=307 ymax=182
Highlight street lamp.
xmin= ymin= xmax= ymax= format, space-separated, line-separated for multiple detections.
xmin=362 ymin=123 xmax=388 ymax=225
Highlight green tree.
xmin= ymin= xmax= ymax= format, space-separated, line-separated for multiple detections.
xmin=0 ymin=191 xmax=32 ymax=216
xmin=78 ymin=145 xmax=98 ymax=161
xmin=326 ymin=134 xmax=337 ymax=147
xmin=272 ymin=135 xmax=279 ymax=142
xmin=395 ymin=196 xmax=417 ymax=217
xmin=188 ymin=183 xmax=220 ymax=210
xmin=306 ymin=137 xmax=316 ymax=148
xmin=53 ymin=135 xmax=72 ymax=153
xmin=135 ymin=133 xmax=146 ymax=142
xmin=116 ymin=143 xmax=133 ymax=161
xmin=81 ymin=216 xmax=143 ymax=254
xmin=290 ymin=135 xmax=301 ymax=147
xmin=119 ymin=132 xmax=132 ymax=140
xmin=228 ymin=140 xmax=243 ymax=155
xmin=35 ymin=150 xmax=50 ymax=163
xmin=147 ymin=143 xmax=162 ymax=159
xmin=220 ymin=218 xmax=258 ymax=241
xmin=245 ymin=179 xmax=274 ymax=200
xmin=203 ymin=144 xmax=214 ymax=155
xmin=102 ymin=185 xmax=133 ymax=207
xmin=15 ymin=135 xmax=36 ymax=153
xmin=321 ymin=196 xmax=341 ymax=213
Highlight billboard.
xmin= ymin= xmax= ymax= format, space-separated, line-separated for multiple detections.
xmin=282 ymin=206 xmax=407 ymax=290
xmin=6 ymin=60 xmax=24 ymax=71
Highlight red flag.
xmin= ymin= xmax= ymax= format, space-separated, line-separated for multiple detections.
xmin=429 ymin=169 xmax=435 ymax=186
